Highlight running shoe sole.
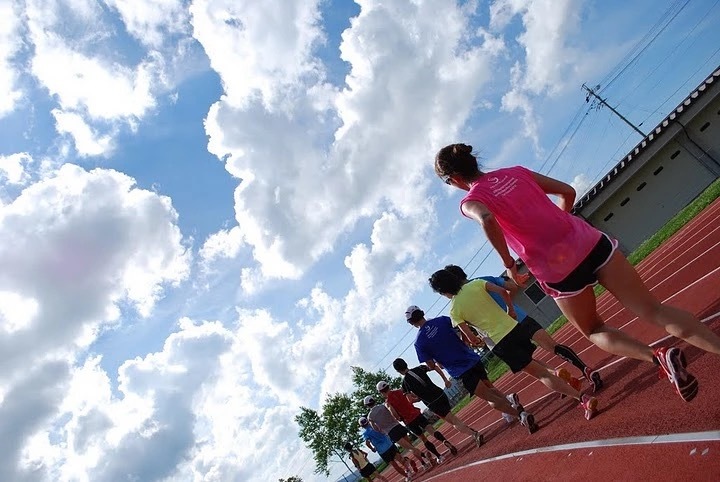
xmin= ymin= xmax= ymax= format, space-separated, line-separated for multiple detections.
xmin=473 ymin=431 xmax=484 ymax=447
xmin=508 ymin=392 xmax=524 ymax=413
xmin=520 ymin=412 xmax=539 ymax=434
xmin=584 ymin=367 xmax=603 ymax=392
xmin=657 ymin=347 xmax=699 ymax=402
xmin=582 ymin=395 xmax=598 ymax=420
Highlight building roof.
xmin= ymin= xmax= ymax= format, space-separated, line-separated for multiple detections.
xmin=573 ymin=65 xmax=720 ymax=212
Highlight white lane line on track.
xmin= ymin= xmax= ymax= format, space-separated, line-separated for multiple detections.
xmin=422 ymin=430 xmax=720 ymax=481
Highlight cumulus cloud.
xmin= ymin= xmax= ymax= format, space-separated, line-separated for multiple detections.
xmin=199 ymin=0 xmax=504 ymax=283
xmin=0 ymin=158 xmax=190 ymax=479
xmin=52 ymin=110 xmax=115 ymax=157
xmin=493 ymin=0 xmax=584 ymax=149
xmin=104 ymin=0 xmax=189 ymax=48
xmin=17 ymin=0 xmax=195 ymax=156
xmin=0 ymin=160 xmax=190 ymax=374
xmin=0 ymin=153 xmax=33 ymax=186
xmin=0 ymin=0 xmax=23 ymax=117
xmin=570 ymin=172 xmax=593 ymax=197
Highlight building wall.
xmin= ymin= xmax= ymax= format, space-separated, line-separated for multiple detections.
xmin=588 ymin=138 xmax=716 ymax=253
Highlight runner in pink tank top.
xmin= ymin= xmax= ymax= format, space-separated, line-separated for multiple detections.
xmin=460 ymin=165 xmax=602 ymax=286
xmin=433 ymin=142 xmax=720 ymax=403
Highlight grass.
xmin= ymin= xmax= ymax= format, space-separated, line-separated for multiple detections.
xmin=546 ymin=177 xmax=720 ymax=337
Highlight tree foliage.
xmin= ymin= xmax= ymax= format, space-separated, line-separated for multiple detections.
xmin=278 ymin=477 xmax=303 ymax=482
xmin=350 ymin=365 xmax=403 ymax=409
xmin=296 ymin=393 xmax=364 ymax=476
xmin=296 ymin=367 xmax=404 ymax=476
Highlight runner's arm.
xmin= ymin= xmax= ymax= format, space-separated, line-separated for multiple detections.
xmin=387 ymin=403 xmax=402 ymax=422
xmin=457 ymin=322 xmax=486 ymax=345
xmin=406 ymin=392 xmax=421 ymax=403
xmin=462 ymin=200 xmax=522 ymax=283
xmin=369 ymin=420 xmax=381 ymax=433
xmin=485 ymin=282 xmax=516 ymax=319
xmin=365 ymin=439 xmax=376 ymax=452
xmin=425 ymin=360 xmax=452 ymax=388
xmin=531 ymin=171 xmax=576 ymax=212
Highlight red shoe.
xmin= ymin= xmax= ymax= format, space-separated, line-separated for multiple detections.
xmin=655 ymin=347 xmax=698 ymax=402
xmin=557 ymin=368 xmax=583 ymax=393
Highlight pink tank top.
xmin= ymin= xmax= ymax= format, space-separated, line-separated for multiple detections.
xmin=460 ymin=166 xmax=601 ymax=283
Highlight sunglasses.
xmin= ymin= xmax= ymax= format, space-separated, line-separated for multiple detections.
xmin=440 ymin=174 xmax=452 ymax=185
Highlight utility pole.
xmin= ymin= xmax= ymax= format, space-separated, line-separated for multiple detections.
xmin=582 ymin=84 xmax=648 ymax=138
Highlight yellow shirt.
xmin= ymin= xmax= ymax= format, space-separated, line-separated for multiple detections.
xmin=449 ymin=279 xmax=517 ymax=343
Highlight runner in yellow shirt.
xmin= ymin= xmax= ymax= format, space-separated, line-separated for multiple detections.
xmin=429 ymin=268 xmax=598 ymax=421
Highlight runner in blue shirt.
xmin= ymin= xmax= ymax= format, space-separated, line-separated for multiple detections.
xmin=404 ymin=305 xmax=538 ymax=434
xmin=359 ymin=417 xmax=414 ymax=480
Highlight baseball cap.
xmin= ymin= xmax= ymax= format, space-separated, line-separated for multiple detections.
xmin=376 ymin=381 xmax=389 ymax=391
xmin=363 ymin=395 xmax=375 ymax=406
xmin=358 ymin=416 xmax=369 ymax=426
xmin=405 ymin=305 xmax=423 ymax=322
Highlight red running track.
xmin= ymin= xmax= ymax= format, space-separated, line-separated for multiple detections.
xmin=380 ymin=197 xmax=720 ymax=482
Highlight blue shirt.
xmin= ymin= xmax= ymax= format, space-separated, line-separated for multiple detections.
xmin=362 ymin=426 xmax=392 ymax=454
xmin=414 ymin=316 xmax=481 ymax=378
xmin=477 ymin=276 xmax=527 ymax=321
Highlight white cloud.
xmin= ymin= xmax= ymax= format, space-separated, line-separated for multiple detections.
xmin=0 ymin=159 xmax=191 ymax=479
xmin=493 ymin=0 xmax=584 ymax=148
xmin=104 ymin=0 xmax=189 ymax=48
xmin=20 ymin=0 xmax=178 ymax=156
xmin=29 ymin=34 xmax=157 ymax=121
xmin=200 ymin=0 xmax=504 ymax=283
xmin=0 ymin=160 xmax=190 ymax=375
xmin=0 ymin=153 xmax=33 ymax=186
xmin=0 ymin=0 xmax=23 ymax=117
xmin=52 ymin=110 xmax=115 ymax=157
xmin=570 ymin=172 xmax=593 ymax=197
xmin=190 ymin=0 xmax=325 ymax=109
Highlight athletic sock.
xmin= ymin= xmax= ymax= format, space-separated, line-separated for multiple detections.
xmin=423 ymin=441 xmax=441 ymax=457
xmin=433 ymin=431 xmax=447 ymax=442
xmin=554 ymin=344 xmax=589 ymax=373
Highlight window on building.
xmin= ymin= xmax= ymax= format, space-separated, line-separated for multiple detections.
xmin=525 ymin=282 xmax=546 ymax=305
xmin=636 ymin=182 xmax=647 ymax=191
xmin=653 ymin=166 xmax=664 ymax=175
xmin=620 ymin=197 xmax=630 ymax=206
xmin=670 ymin=150 xmax=680 ymax=159
xmin=699 ymin=121 xmax=710 ymax=132
xmin=604 ymin=212 xmax=614 ymax=221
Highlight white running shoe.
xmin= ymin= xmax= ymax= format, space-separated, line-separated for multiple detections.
xmin=519 ymin=411 xmax=539 ymax=434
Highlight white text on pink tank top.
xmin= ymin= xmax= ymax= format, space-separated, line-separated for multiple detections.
xmin=460 ymin=166 xmax=601 ymax=282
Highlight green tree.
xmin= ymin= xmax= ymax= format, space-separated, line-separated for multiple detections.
xmin=278 ymin=477 xmax=303 ymax=482
xmin=296 ymin=367 xmax=404 ymax=476
xmin=296 ymin=393 xmax=365 ymax=476
xmin=350 ymin=365 xmax=403 ymax=408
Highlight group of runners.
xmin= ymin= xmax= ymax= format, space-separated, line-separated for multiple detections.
xmin=343 ymin=144 xmax=720 ymax=481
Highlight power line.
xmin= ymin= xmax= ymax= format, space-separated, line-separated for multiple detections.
xmin=599 ymin=0 xmax=691 ymax=93
xmin=617 ymin=0 xmax=720 ymax=106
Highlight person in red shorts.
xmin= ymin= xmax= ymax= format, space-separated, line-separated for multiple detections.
xmin=376 ymin=380 xmax=457 ymax=463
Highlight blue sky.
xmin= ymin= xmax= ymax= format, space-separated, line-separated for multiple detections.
xmin=1 ymin=0 xmax=719 ymax=481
